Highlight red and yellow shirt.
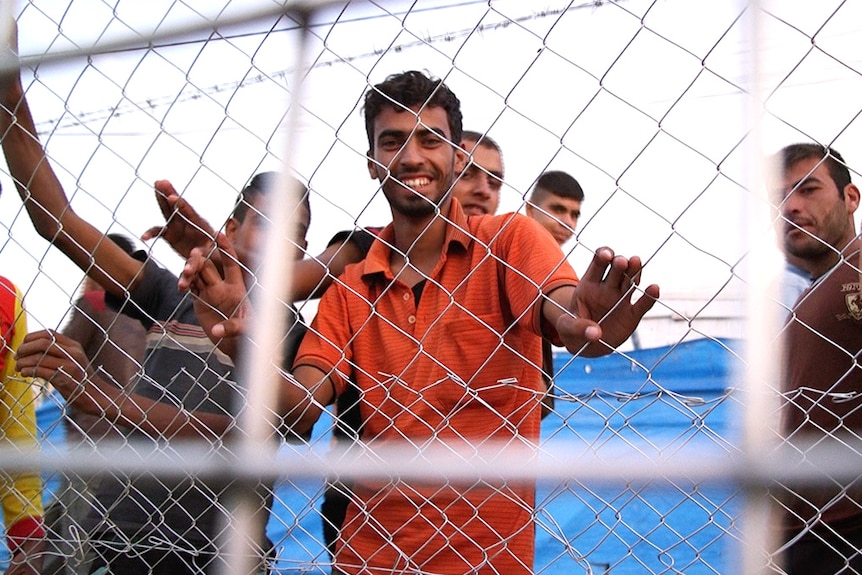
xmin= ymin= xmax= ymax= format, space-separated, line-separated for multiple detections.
xmin=0 ymin=276 xmax=44 ymax=552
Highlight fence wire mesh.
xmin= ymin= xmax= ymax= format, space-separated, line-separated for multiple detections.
xmin=0 ymin=1 xmax=861 ymax=574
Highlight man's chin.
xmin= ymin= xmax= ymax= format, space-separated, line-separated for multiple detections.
xmin=462 ymin=206 xmax=487 ymax=216
xmin=390 ymin=199 xmax=441 ymax=219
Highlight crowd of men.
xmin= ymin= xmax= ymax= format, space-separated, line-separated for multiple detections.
xmin=0 ymin=21 xmax=859 ymax=575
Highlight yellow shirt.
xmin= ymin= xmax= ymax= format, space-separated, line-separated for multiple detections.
xmin=0 ymin=275 xmax=43 ymax=547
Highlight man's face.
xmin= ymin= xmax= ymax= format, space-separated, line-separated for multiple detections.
xmin=366 ymin=105 xmax=465 ymax=218
xmin=228 ymin=193 xmax=310 ymax=270
xmin=779 ymin=157 xmax=858 ymax=261
xmin=526 ymin=192 xmax=582 ymax=245
xmin=451 ymin=140 xmax=503 ymax=216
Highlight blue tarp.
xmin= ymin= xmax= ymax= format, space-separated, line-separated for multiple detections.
xmin=2 ymin=338 xmax=743 ymax=574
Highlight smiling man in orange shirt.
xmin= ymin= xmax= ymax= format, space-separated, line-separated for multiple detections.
xmin=287 ymin=71 xmax=658 ymax=575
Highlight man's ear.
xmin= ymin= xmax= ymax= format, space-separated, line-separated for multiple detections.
xmin=845 ymin=183 xmax=861 ymax=214
xmin=225 ymin=217 xmax=240 ymax=241
xmin=367 ymin=150 xmax=378 ymax=180
xmin=453 ymin=146 xmax=467 ymax=175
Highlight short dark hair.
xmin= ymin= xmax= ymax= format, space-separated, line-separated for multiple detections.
xmin=363 ymin=71 xmax=462 ymax=151
xmin=232 ymin=172 xmax=310 ymax=223
xmin=530 ymin=171 xmax=584 ymax=203
xmin=779 ymin=143 xmax=852 ymax=199
xmin=106 ymin=233 xmax=137 ymax=255
xmin=461 ymin=130 xmax=501 ymax=155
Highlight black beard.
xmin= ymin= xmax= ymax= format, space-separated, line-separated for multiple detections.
xmin=384 ymin=175 xmax=453 ymax=218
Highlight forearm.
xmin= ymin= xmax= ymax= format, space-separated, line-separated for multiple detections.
xmin=290 ymin=257 xmax=331 ymax=302
xmin=541 ymin=284 xmax=577 ymax=342
xmin=281 ymin=365 xmax=334 ymax=437
xmin=80 ymin=376 xmax=233 ymax=440
xmin=7 ymin=534 xmax=45 ymax=575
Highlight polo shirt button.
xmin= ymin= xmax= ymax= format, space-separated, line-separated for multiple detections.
xmin=408 ymin=315 xmax=416 ymax=324
xmin=403 ymin=292 xmax=410 ymax=301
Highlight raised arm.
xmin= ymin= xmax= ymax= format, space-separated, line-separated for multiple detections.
xmin=142 ymin=178 xmax=369 ymax=302
xmin=0 ymin=31 xmax=144 ymax=298
xmin=544 ymin=247 xmax=659 ymax=357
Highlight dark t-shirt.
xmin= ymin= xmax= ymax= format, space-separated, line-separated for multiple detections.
xmin=93 ymin=261 xmax=241 ymax=547
xmin=93 ymin=260 xmax=307 ymax=551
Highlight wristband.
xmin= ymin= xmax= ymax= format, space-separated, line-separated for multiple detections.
xmin=6 ymin=516 xmax=45 ymax=554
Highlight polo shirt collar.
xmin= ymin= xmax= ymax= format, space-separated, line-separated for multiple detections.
xmin=360 ymin=199 xmax=474 ymax=282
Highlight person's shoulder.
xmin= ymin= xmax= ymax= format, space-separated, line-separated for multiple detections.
xmin=327 ymin=226 xmax=383 ymax=257
xmin=337 ymin=256 xmax=370 ymax=286
xmin=0 ymin=275 xmax=19 ymax=313
xmin=468 ymin=211 xmax=542 ymax=240
xmin=0 ymin=275 xmax=17 ymax=294
xmin=475 ymin=211 xmax=531 ymax=226
xmin=134 ymin=258 xmax=178 ymax=289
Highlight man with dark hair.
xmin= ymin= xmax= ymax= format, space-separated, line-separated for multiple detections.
xmin=320 ymin=128 xmax=505 ymax=558
xmin=779 ymin=143 xmax=853 ymax=204
xmin=526 ymin=170 xmax=585 ymax=246
xmin=361 ymin=70 xmax=463 ymax=153
xmin=163 ymin=70 xmax=659 ymax=575
xmin=773 ymin=143 xmax=862 ymax=574
xmin=452 ymin=130 xmax=504 ymax=216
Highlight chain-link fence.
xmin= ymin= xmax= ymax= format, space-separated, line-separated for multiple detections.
xmin=1 ymin=0 xmax=861 ymax=574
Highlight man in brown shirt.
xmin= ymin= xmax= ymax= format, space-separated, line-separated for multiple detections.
xmin=774 ymin=143 xmax=862 ymax=574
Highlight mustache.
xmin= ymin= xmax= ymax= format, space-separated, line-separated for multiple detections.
xmin=784 ymin=217 xmax=812 ymax=232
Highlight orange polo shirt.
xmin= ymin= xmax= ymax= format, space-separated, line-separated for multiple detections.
xmin=296 ymin=200 xmax=578 ymax=575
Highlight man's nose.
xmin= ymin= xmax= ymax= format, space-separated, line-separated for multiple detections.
xmin=474 ymin=178 xmax=492 ymax=199
xmin=395 ymin=138 xmax=424 ymax=167
xmin=780 ymin=190 xmax=800 ymax=217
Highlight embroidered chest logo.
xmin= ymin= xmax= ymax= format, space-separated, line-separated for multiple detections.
xmin=844 ymin=287 xmax=862 ymax=320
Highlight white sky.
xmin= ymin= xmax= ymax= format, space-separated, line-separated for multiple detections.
xmin=1 ymin=0 xmax=860 ymax=337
